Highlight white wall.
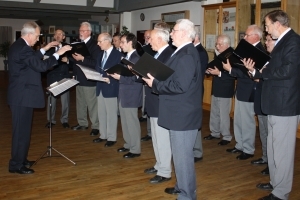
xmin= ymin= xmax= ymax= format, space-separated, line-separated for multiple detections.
xmin=130 ymin=2 xmax=204 ymax=34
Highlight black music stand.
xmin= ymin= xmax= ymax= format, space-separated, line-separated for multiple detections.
xmin=32 ymin=78 xmax=79 ymax=166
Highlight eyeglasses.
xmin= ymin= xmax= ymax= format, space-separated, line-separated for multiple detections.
xmin=79 ymin=30 xmax=90 ymax=33
xmin=97 ymin=39 xmax=107 ymax=44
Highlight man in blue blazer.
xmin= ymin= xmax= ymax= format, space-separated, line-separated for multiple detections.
xmin=7 ymin=21 xmax=71 ymax=174
xmin=92 ymin=33 xmax=122 ymax=147
xmin=143 ymin=23 xmax=174 ymax=184
xmin=144 ymin=19 xmax=202 ymax=200
xmin=110 ymin=33 xmax=143 ymax=158
xmin=245 ymin=10 xmax=300 ymax=200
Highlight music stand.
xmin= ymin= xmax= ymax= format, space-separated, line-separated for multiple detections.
xmin=32 ymin=78 xmax=79 ymax=167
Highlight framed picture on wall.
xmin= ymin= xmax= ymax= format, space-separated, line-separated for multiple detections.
xmin=150 ymin=20 xmax=161 ymax=29
xmin=49 ymin=26 xmax=55 ymax=34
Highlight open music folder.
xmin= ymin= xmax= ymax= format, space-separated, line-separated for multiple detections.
xmin=63 ymin=42 xmax=90 ymax=57
xmin=47 ymin=78 xmax=79 ymax=97
xmin=233 ymin=39 xmax=271 ymax=70
xmin=76 ymin=64 xmax=106 ymax=82
xmin=131 ymin=52 xmax=174 ymax=81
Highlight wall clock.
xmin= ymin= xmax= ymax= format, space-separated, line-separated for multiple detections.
xmin=140 ymin=13 xmax=145 ymax=21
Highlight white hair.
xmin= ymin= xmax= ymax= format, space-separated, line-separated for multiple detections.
xmin=176 ymin=19 xmax=196 ymax=40
xmin=80 ymin=22 xmax=92 ymax=31
xmin=248 ymin=24 xmax=263 ymax=39
xmin=21 ymin=21 xmax=39 ymax=36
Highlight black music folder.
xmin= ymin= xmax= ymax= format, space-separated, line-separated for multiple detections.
xmin=132 ymin=52 xmax=174 ymax=81
xmin=121 ymin=58 xmax=135 ymax=66
xmin=63 ymin=42 xmax=90 ymax=57
xmin=105 ymin=64 xmax=134 ymax=76
xmin=233 ymin=39 xmax=270 ymax=70
xmin=207 ymin=47 xmax=242 ymax=71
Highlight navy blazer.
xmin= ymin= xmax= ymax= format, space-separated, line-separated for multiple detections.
xmin=96 ymin=48 xmax=123 ymax=97
xmin=145 ymin=46 xmax=174 ymax=117
xmin=152 ymin=43 xmax=203 ymax=131
xmin=70 ymin=38 xmax=101 ymax=87
xmin=195 ymin=43 xmax=208 ymax=79
xmin=119 ymin=50 xmax=143 ymax=108
xmin=7 ymin=38 xmax=58 ymax=108
xmin=254 ymin=29 xmax=300 ymax=116
xmin=45 ymin=46 xmax=71 ymax=86
xmin=231 ymin=42 xmax=265 ymax=102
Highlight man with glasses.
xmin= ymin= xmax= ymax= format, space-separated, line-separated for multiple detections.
xmin=69 ymin=22 xmax=101 ymax=137
xmin=204 ymin=35 xmax=235 ymax=147
xmin=7 ymin=21 xmax=71 ymax=174
xmin=244 ymin=10 xmax=300 ymax=200
xmin=223 ymin=25 xmax=265 ymax=160
xmin=143 ymin=19 xmax=202 ymax=200
xmin=92 ymin=33 xmax=122 ymax=147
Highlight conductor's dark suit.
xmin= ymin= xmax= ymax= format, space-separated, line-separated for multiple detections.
xmin=230 ymin=42 xmax=265 ymax=155
xmin=7 ymin=38 xmax=58 ymax=171
xmin=152 ymin=43 xmax=202 ymax=200
xmin=253 ymin=29 xmax=300 ymax=199
xmin=96 ymin=47 xmax=122 ymax=141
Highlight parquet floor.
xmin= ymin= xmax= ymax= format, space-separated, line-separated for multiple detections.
xmin=0 ymin=71 xmax=299 ymax=200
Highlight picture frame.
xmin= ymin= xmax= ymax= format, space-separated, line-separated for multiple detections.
xmin=239 ymin=32 xmax=245 ymax=42
xmin=150 ymin=20 xmax=161 ymax=29
xmin=49 ymin=26 xmax=55 ymax=34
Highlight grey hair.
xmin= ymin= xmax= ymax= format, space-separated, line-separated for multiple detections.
xmin=154 ymin=22 xmax=170 ymax=42
xmin=194 ymin=28 xmax=201 ymax=40
xmin=21 ymin=21 xmax=40 ymax=36
xmin=176 ymin=19 xmax=196 ymax=40
xmin=101 ymin=32 xmax=112 ymax=43
xmin=80 ymin=22 xmax=92 ymax=31
xmin=217 ymin=34 xmax=231 ymax=47
xmin=248 ymin=24 xmax=263 ymax=39
xmin=154 ymin=22 xmax=170 ymax=32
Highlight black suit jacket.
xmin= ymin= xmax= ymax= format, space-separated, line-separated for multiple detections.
xmin=152 ymin=43 xmax=203 ymax=131
xmin=45 ymin=46 xmax=70 ymax=86
xmin=145 ymin=45 xmax=174 ymax=117
xmin=119 ymin=50 xmax=143 ymax=107
xmin=7 ymin=38 xmax=58 ymax=108
xmin=96 ymin=48 xmax=123 ymax=97
xmin=195 ymin=43 xmax=208 ymax=79
xmin=231 ymin=42 xmax=265 ymax=102
xmin=254 ymin=29 xmax=300 ymax=116
xmin=70 ymin=38 xmax=101 ymax=86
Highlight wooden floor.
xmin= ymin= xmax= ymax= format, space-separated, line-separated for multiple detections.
xmin=0 ymin=71 xmax=300 ymax=200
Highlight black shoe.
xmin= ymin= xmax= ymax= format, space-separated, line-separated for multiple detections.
xmin=256 ymin=183 xmax=273 ymax=191
xmin=203 ymin=134 xmax=220 ymax=140
xmin=258 ymin=193 xmax=282 ymax=200
xmin=117 ymin=147 xmax=129 ymax=152
xmin=236 ymin=152 xmax=254 ymax=160
xmin=93 ymin=138 xmax=106 ymax=143
xmin=164 ymin=187 xmax=180 ymax=195
xmin=141 ymin=135 xmax=152 ymax=141
xmin=123 ymin=152 xmax=140 ymax=158
xmin=149 ymin=175 xmax=171 ymax=184
xmin=45 ymin=122 xmax=55 ymax=128
xmin=251 ymin=158 xmax=268 ymax=165
xmin=105 ymin=141 xmax=116 ymax=147
xmin=139 ymin=117 xmax=147 ymax=122
xmin=194 ymin=157 xmax=203 ymax=162
xmin=90 ymin=129 xmax=99 ymax=136
xmin=261 ymin=167 xmax=269 ymax=175
xmin=226 ymin=147 xmax=243 ymax=154
xmin=9 ymin=166 xmax=35 ymax=174
xmin=144 ymin=167 xmax=158 ymax=174
xmin=62 ymin=123 xmax=70 ymax=128
xmin=23 ymin=160 xmax=35 ymax=167
xmin=218 ymin=140 xmax=230 ymax=146
xmin=72 ymin=124 xmax=88 ymax=130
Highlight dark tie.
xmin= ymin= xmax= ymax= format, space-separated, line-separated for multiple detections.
xmin=101 ymin=51 xmax=107 ymax=69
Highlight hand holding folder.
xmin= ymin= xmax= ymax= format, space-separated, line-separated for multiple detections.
xmin=62 ymin=42 xmax=90 ymax=57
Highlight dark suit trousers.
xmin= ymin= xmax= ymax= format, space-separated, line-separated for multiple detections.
xmin=9 ymin=105 xmax=33 ymax=170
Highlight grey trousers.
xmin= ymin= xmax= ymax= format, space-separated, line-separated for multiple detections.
xmin=234 ymin=98 xmax=256 ymax=154
xmin=193 ymin=130 xmax=203 ymax=158
xmin=76 ymin=86 xmax=99 ymax=129
xmin=150 ymin=117 xmax=172 ymax=178
xmin=97 ymin=92 xmax=118 ymax=141
xmin=146 ymin=117 xmax=151 ymax=137
xmin=171 ymin=129 xmax=198 ymax=200
xmin=119 ymin=101 xmax=141 ymax=154
xmin=47 ymin=91 xmax=70 ymax=124
xmin=257 ymin=114 xmax=268 ymax=162
xmin=209 ymin=95 xmax=232 ymax=141
xmin=268 ymin=115 xmax=298 ymax=200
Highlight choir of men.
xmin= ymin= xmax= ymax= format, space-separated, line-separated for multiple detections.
xmin=8 ymin=9 xmax=300 ymax=200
